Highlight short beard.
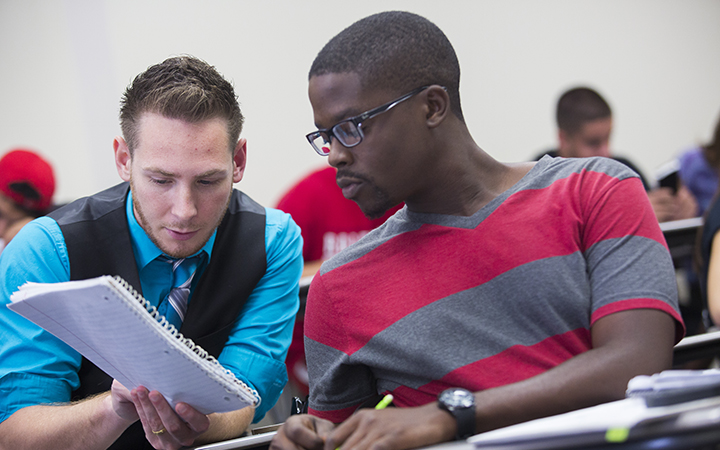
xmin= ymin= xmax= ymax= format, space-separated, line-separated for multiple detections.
xmin=337 ymin=169 xmax=394 ymax=220
xmin=359 ymin=185 xmax=394 ymax=220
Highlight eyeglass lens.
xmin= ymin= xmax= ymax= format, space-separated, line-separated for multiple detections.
xmin=334 ymin=121 xmax=362 ymax=147
xmin=311 ymin=121 xmax=364 ymax=155
xmin=310 ymin=133 xmax=331 ymax=155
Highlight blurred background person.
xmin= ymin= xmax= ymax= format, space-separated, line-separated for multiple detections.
xmin=535 ymin=86 xmax=697 ymax=223
xmin=692 ymin=113 xmax=720 ymax=328
xmin=0 ymin=148 xmax=55 ymax=252
xmin=678 ymin=112 xmax=720 ymax=215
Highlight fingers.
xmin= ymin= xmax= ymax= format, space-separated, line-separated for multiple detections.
xmin=174 ymin=402 xmax=211 ymax=434
xmin=271 ymin=415 xmax=329 ymax=450
xmin=325 ymin=412 xmax=373 ymax=450
xmin=324 ymin=407 xmax=449 ymax=450
xmin=132 ymin=387 xmax=206 ymax=449
xmin=132 ymin=388 xmax=169 ymax=445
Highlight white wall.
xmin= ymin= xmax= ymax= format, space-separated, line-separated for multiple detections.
xmin=1 ymin=0 xmax=719 ymax=207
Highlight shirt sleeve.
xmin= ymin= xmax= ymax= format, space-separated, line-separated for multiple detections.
xmin=580 ymin=173 xmax=685 ymax=341
xmin=0 ymin=217 xmax=81 ymax=423
xmin=217 ymin=207 xmax=303 ymax=423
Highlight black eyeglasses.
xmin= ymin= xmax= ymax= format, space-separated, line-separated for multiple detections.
xmin=306 ymin=85 xmax=432 ymax=156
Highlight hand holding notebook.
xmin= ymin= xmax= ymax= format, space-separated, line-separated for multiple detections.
xmin=8 ymin=275 xmax=260 ymax=415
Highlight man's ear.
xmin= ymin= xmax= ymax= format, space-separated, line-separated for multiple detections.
xmin=232 ymin=138 xmax=248 ymax=183
xmin=114 ymin=137 xmax=132 ymax=182
xmin=425 ymin=85 xmax=451 ymax=128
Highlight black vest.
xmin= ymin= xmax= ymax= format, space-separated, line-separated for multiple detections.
xmin=48 ymin=183 xmax=267 ymax=449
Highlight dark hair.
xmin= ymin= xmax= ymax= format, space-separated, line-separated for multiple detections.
xmin=119 ymin=55 xmax=243 ymax=154
xmin=309 ymin=11 xmax=464 ymax=122
xmin=9 ymin=182 xmax=45 ymax=217
xmin=702 ymin=112 xmax=720 ymax=170
xmin=556 ymin=87 xmax=612 ymax=134
xmin=691 ymin=112 xmax=720 ymax=278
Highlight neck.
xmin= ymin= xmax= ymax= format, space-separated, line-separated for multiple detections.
xmin=406 ymin=128 xmax=533 ymax=217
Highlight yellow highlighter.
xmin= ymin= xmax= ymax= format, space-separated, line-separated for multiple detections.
xmin=375 ymin=394 xmax=394 ymax=410
xmin=336 ymin=394 xmax=394 ymax=450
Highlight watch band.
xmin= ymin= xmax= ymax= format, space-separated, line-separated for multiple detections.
xmin=453 ymin=404 xmax=476 ymax=439
xmin=438 ymin=388 xmax=476 ymax=440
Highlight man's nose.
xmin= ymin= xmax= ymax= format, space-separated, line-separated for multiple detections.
xmin=327 ymin=139 xmax=353 ymax=168
xmin=172 ymin=185 xmax=198 ymax=220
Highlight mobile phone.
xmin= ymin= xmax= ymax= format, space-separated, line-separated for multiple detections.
xmin=655 ymin=160 xmax=680 ymax=194
xmin=658 ymin=169 xmax=679 ymax=194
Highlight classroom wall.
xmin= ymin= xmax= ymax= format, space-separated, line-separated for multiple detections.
xmin=1 ymin=0 xmax=719 ymax=208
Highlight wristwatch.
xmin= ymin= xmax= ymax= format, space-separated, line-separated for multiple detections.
xmin=438 ymin=388 xmax=476 ymax=440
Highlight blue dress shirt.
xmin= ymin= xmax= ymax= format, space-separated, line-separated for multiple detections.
xmin=0 ymin=190 xmax=303 ymax=423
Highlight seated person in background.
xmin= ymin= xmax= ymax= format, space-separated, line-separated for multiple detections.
xmin=0 ymin=56 xmax=303 ymax=450
xmin=660 ymin=114 xmax=720 ymax=337
xmin=678 ymin=111 xmax=720 ymax=215
xmin=0 ymin=148 xmax=55 ymax=251
xmin=699 ymin=198 xmax=720 ymax=326
xmin=272 ymin=11 xmax=684 ymax=450
xmin=535 ymin=86 xmax=697 ymax=223
xmin=276 ymin=166 xmax=401 ymax=395
xmin=695 ymin=118 xmax=720 ymax=326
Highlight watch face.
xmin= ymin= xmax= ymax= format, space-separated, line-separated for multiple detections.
xmin=439 ymin=388 xmax=474 ymax=409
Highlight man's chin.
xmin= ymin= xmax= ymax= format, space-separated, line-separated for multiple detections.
xmin=354 ymin=186 xmax=395 ymax=220
xmin=358 ymin=202 xmax=390 ymax=220
xmin=157 ymin=237 xmax=207 ymax=259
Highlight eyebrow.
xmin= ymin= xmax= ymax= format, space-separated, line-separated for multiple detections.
xmin=315 ymin=107 xmax=363 ymax=130
xmin=143 ymin=167 xmax=228 ymax=179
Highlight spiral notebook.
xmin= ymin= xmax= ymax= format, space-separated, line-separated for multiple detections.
xmin=8 ymin=275 xmax=260 ymax=415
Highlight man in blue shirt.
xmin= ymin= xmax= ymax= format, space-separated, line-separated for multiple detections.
xmin=0 ymin=56 xmax=303 ymax=450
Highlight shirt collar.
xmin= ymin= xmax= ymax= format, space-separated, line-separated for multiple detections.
xmin=126 ymin=189 xmax=216 ymax=270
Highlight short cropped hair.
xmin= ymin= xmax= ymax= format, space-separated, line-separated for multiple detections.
xmin=309 ymin=11 xmax=464 ymax=122
xmin=120 ymin=55 xmax=243 ymax=154
xmin=556 ymin=87 xmax=612 ymax=134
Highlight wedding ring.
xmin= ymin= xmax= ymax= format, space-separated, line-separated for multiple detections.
xmin=152 ymin=427 xmax=167 ymax=435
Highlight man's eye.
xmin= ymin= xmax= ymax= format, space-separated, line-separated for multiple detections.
xmin=151 ymin=178 xmax=170 ymax=185
xmin=198 ymin=179 xmax=219 ymax=186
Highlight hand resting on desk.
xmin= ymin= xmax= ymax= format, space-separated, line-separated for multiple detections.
xmin=271 ymin=309 xmax=678 ymax=450
xmin=271 ymin=404 xmax=455 ymax=450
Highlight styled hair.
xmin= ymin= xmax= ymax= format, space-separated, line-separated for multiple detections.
xmin=556 ymin=87 xmax=612 ymax=134
xmin=309 ymin=11 xmax=464 ymax=122
xmin=119 ymin=55 xmax=243 ymax=154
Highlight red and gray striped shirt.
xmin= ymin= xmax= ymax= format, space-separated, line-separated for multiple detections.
xmin=304 ymin=155 xmax=685 ymax=422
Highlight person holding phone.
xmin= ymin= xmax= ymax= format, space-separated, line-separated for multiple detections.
xmin=535 ymin=87 xmax=697 ymax=223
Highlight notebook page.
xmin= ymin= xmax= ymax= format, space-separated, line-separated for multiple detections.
xmin=9 ymin=276 xmax=258 ymax=415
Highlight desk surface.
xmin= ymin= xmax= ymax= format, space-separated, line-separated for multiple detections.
xmin=187 ymin=431 xmax=276 ymax=450
xmin=465 ymin=394 xmax=720 ymax=450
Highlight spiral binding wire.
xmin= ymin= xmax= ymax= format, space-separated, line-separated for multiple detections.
xmin=112 ymin=275 xmax=261 ymax=407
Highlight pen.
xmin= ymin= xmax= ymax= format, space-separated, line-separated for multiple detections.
xmin=374 ymin=393 xmax=393 ymax=410
xmin=336 ymin=394 xmax=394 ymax=450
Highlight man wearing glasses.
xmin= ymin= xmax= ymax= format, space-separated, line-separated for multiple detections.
xmin=271 ymin=10 xmax=684 ymax=450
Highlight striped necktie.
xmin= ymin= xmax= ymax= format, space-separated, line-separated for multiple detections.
xmin=159 ymin=256 xmax=199 ymax=328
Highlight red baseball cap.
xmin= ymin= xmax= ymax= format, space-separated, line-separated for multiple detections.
xmin=0 ymin=148 xmax=56 ymax=213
